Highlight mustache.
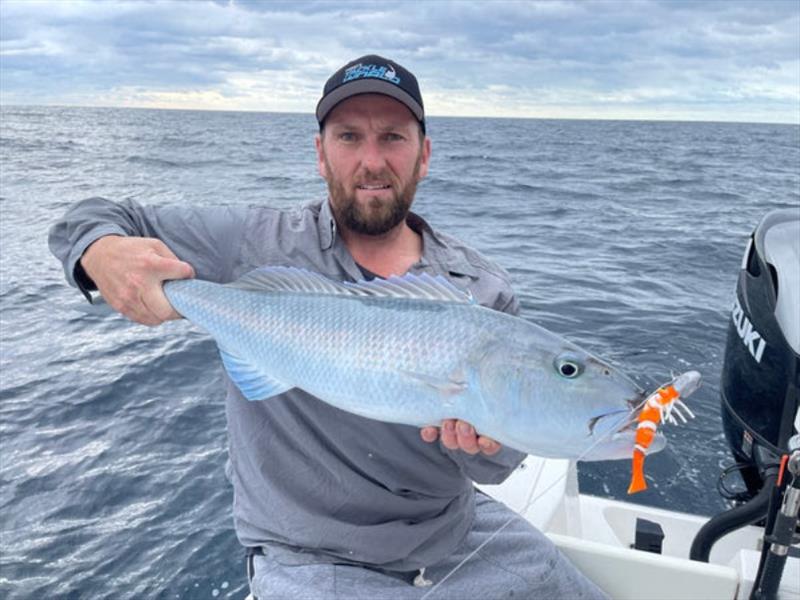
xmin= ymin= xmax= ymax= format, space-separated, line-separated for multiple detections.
xmin=354 ymin=170 xmax=397 ymax=186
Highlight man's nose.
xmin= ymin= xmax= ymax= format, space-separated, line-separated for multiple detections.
xmin=359 ymin=138 xmax=387 ymax=172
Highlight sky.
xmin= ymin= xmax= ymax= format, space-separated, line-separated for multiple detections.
xmin=1 ymin=0 xmax=799 ymax=124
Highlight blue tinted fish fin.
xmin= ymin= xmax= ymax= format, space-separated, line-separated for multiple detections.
xmin=227 ymin=266 xmax=350 ymax=295
xmin=219 ymin=349 xmax=292 ymax=401
xmin=348 ymin=273 xmax=474 ymax=304
xmin=226 ymin=266 xmax=474 ymax=304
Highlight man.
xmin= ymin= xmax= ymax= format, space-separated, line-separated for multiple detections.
xmin=50 ymin=55 xmax=605 ymax=599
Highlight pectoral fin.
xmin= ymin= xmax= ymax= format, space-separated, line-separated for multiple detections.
xmin=219 ymin=349 xmax=293 ymax=401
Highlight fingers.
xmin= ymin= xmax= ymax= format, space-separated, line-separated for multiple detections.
xmin=425 ymin=419 xmax=500 ymax=456
xmin=440 ymin=419 xmax=459 ymax=450
xmin=128 ymin=299 xmax=164 ymax=327
xmin=141 ymin=285 xmax=182 ymax=323
xmin=106 ymin=280 xmax=165 ymax=326
xmin=419 ymin=426 xmax=439 ymax=443
xmin=478 ymin=436 xmax=501 ymax=456
xmin=80 ymin=235 xmax=195 ymax=326
xmin=455 ymin=420 xmax=480 ymax=455
xmin=141 ymin=254 xmax=194 ymax=322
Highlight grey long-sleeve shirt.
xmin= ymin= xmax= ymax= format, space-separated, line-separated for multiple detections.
xmin=49 ymin=197 xmax=526 ymax=571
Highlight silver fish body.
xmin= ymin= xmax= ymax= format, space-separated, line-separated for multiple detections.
xmin=164 ymin=267 xmax=648 ymax=460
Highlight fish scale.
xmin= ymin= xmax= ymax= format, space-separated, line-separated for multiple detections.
xmin=163 ymin=267 xmax=647 ymax=460
xmin=181 ymin=289 xmax=479 ymax=419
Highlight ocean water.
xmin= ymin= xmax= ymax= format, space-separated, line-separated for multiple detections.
xmin=1 ymin=105 xmax=798 ymax=598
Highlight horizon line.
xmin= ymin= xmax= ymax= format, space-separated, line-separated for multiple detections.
xmin=1 ymin=102 xmax=798 ymax=127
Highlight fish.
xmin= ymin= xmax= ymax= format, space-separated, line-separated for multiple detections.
xmin=163 ymin=266 xmax=653 ymax=461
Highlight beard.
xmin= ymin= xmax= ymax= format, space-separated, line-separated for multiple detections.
xmin=325 ymin=156 xmax=422 ymax=236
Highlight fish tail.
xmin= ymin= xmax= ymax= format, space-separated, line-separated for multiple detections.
xmin=628 ymin=449 xmax=647 ymax=494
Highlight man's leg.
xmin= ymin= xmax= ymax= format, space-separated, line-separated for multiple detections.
xmin=249 ymin=545 xmax=337 ymax=599
xmin=250 ymin=491 xmax=607 ymax=600
xmin=419 ymin=490 xmax=609 ymax=599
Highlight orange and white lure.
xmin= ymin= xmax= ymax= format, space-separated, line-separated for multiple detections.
xmin=628 ymin=370 xmax=700 ymax=494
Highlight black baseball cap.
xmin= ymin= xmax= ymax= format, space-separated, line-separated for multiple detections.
xmin=316 ymin=54 xmax=425 ymax=133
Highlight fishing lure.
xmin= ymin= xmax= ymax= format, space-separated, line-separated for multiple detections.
xmin=628 ymin=370 xmax=701 ymax=494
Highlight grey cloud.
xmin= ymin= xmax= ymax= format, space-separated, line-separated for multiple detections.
xmin=0 ymin=0 xmax=796 ymax=121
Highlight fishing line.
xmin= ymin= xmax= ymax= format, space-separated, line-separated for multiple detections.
xmin=421 ymin=406 xmax=639 ymax=600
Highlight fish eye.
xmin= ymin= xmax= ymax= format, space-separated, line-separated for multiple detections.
xmin=555 ymin=356 xmax=583 ymax=379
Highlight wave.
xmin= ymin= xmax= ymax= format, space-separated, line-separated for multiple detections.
xmin=124 ymin=155 xmax=223 ymax=169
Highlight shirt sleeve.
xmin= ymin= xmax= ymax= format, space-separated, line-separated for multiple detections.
xmin=48 ymin=197 xmax=249 ymax=299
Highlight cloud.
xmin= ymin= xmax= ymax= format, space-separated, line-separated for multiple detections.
xmin=1 ymin=0 xmax=797 ymax=123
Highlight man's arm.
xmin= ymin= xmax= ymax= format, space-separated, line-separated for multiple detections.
xmin=49 ymin=197 xmax=247 ymax=325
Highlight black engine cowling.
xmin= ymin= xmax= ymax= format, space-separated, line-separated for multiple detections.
xmin=721 ymin=208 xmax=799 ymax=495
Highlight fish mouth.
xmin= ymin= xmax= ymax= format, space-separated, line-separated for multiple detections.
xmin=588 ymin=409 xmax=633 ymax=437
xmin=621 ymin=389 xmax=647 ymax=426
xmin=627 ymin=387 xmax=646 ymax=409
xmin=587 ymin=389 xmax=645 ymax=437
xmin=582 ymin=389 xmax=668 ymax=460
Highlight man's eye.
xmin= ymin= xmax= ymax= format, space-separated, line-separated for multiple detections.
xmin=338 ymin=132 xmax=356 ymax=142
xmin=385 ymin=133 xmax=405 ymax=142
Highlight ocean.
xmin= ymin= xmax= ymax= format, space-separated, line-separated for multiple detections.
xmin=1 ymin=106 xmax=798 ymax=598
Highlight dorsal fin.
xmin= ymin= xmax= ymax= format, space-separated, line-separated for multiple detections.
xmin=226 ymin=266 xmax=348 ymax=294
xmin=347 ymin=273 xmax=473 ymax=303
xmin=226 ymin=266 xmax=473 ymax=304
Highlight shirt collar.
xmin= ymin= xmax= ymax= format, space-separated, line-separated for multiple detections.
xmin=407 ymin=212 xmax=479 ymax=278
xmin=317 ymin=197 xmax=479 ymax=279
xmin=317 ymin=198 xmax=337 ymax=251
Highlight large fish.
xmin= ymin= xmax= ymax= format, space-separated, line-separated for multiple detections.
xmin=164 ymin=266 xmax=655 ymax=460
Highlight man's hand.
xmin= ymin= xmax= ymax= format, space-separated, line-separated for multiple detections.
xmin=420 ymin=420 xmax=501 ymax=456
xmin=80 ymin=235 xmax=195 ymax=326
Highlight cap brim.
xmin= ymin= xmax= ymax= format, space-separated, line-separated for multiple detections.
xmin=316 ymin=79 xmax=424 ymax=124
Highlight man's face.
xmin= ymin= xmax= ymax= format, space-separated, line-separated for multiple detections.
xmin=315 ymin=94 xmax=431 ymax=236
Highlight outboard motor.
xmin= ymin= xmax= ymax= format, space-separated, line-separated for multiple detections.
xmin=690 ymin=208 xmax=800 ymax=600
xmin=722 ymin=207 xmax=799 ymax=494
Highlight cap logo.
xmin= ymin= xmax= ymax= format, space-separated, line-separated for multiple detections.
xmin=343 ymin=62 xmax=400 ymax=85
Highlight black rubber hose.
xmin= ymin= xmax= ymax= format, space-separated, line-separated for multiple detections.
xmin=689 ymin=472 xmax=777 ymax=562
xmin=748 ymin=481 xmax=785 ymax=598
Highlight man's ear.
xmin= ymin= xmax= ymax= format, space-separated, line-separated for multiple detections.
xmin=315 ymin=134 xmax=328 ymax=179
xmin=417 ymin=136 xmax=432 ymax=180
